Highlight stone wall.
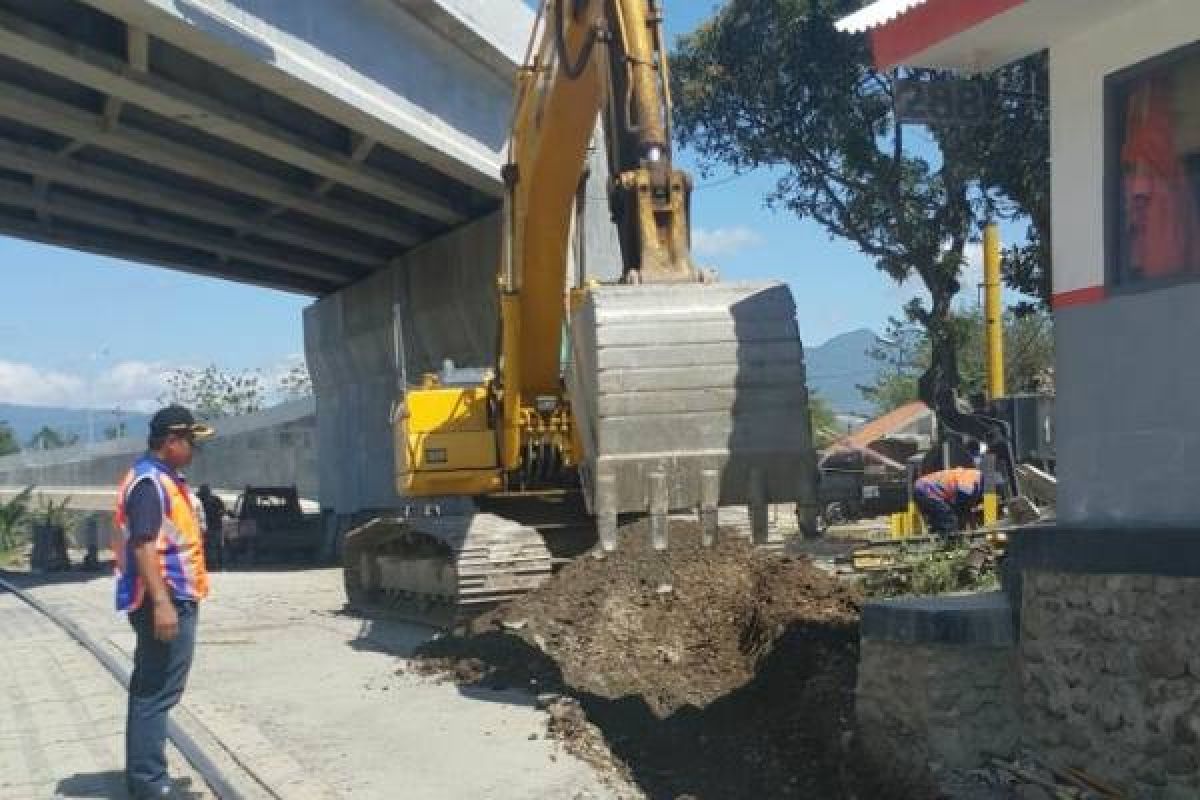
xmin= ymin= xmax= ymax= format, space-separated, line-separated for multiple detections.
xmin=857 ymin=639 xmax=1021 ymax=784
xmin=1021 ymin=571 xmax=1200 ymax=798
xmin=854 ymin=592 xmax=1021 ymax=788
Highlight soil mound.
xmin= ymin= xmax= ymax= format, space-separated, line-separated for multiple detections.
xmin=415 ymin=520 xmax=879 ymax=799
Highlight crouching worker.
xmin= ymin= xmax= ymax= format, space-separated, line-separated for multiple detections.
xmin=913 ymin=467 xmax=983 ymax=537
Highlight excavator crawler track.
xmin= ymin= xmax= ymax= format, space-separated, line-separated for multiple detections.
xmin=342 ymin=513 xmax=553 ymax=627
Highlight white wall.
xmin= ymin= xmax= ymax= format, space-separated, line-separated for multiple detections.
xmin=1049 ymin=0 xmax=1200 ymax=295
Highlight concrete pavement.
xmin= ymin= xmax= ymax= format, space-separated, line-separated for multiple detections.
xmin=4 ymin=569 xmax=635 ymax=800
xmin=0 ymin=587 xmax=213 ymax=800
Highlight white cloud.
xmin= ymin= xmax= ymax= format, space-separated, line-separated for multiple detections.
xmin=0 ymin=356 xmax=314 ymax=412
xmin=692 ymin=226 xmax=765 ymax=258
xmin=92 ymin=361 xmax=173 ymax=411
xmin=0 ymin=359 xmax=171 ymax=411
xmin=0 ymin=360 xmax=84 ymax=407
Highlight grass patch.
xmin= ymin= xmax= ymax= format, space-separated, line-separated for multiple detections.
xmin=861 ymin=543 xmax=999 ymax=598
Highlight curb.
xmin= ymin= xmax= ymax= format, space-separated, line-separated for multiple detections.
xmin=0 ymin=574 xmax=278 ymax=800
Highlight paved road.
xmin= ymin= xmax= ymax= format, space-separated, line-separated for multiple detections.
xmin=0 ymin=587 xmax=213 ymax=800
xmin=5 ymin=569 xmax=634 ymax=800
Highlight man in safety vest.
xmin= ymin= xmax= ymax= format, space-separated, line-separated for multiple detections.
xmin=913 ymin=467 xmax=983 ymax=536
xmin=114 ymin=405 xmax=214 ymax=799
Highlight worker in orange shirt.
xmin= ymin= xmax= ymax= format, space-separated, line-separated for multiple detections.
xmin=913 ymin=467 xmax=983 ymax=536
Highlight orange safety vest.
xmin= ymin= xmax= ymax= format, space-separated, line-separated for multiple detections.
xmin=914 ymin=467 xmax=983 ymax=506
xmin=113 ymin=456 xmax=209 ymax=611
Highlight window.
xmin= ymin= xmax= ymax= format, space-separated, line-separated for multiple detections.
xmin=1109 ymin=43 xmax=1200 ymax=286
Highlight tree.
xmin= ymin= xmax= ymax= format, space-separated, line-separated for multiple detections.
xmin=671 ymin=0 xmax=1049 ymax=408
xmin=967 ymin=52 xmax=1051 ymax=311
xmin=860 ymin=308 xmax=1054 ymax=415
xmin=0 ymin=422 xmax=18 ymax=457
xmin=278 ymin=362 xmax=313 ymax=400
xmin=808 ymin=390 xmax=840 ymax=449
xmin=0 ymin=485 xmax=33 ymax=552
xmin=26 ymin=426 xmax=78 ymax=451
xmin=161 ymin=365 xmax=266 ymax=419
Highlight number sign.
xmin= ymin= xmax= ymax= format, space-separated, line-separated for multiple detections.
xmin=895 ymin=78 xmax=987 ymax=126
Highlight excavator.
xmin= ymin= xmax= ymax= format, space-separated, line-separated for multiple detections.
xmin=341 ymin=0 xmax=820 ymax=624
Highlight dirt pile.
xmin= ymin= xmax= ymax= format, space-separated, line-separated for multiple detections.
xmin=414 ymin=521 xmax=887 ymax=799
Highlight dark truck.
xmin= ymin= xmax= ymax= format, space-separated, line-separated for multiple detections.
xmin=817 ymin=445 xmax=911 ymax=530
xmin=222 ymin=486 xmax=324 ymax=564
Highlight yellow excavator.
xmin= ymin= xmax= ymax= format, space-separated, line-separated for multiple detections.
xmin=342 ymin=0 xmax=819 ymax=624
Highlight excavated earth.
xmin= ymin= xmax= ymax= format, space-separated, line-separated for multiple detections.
xmin=412 ymin=520 xmax=924 ymax=799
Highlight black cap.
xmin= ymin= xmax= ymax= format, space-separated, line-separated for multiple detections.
xmin=149 ymin=405 xmax=215 ymax=440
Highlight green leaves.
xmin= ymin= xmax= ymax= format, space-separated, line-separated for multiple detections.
xmin=278 ymin=363 xmax=312 ymax=400
xmin=808 ymin=390 xmax=841 ymax=449
xmin=859 ymin=308 xmax=1054 ymax=415
xmin=160 ymin=365 xmax=266 ymax=419
xmin=0 ymin=422 xmax=17 ymax=456
xmin=0 ymin=485 xmax=34 ymax=553
xmin=159 ymin=363 xmax=312 ymax=418
xmin=34 ymin=495 xmax=71 ymax=530
xmin=671 ymin=0 xmax=1050 ymax=407
xmin=26 ymin=426 xmax=77 ymax=451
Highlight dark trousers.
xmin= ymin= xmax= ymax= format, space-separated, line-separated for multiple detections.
xmin=914 ymin=492 xmax=959 ymax=535
xmin=126 ymin=598 xmax=198 ymax=793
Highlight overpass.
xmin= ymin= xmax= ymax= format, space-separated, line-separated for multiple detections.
xmin=1 ymin=0 xmax=622 ymax=519
xmin=0 ymin=0 xmax=528 ymax=293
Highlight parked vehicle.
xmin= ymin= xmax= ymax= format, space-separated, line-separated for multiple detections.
xmin=223 ymin=486 xmax=323 ymax=565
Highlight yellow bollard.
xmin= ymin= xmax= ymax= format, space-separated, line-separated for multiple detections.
xmin=909 ymin=502 xmax=924 ymax=536
xmin=983 ymin=224 xmax=1006 ymax=401
xmin=982 ymin=453 xmax=999 ymax=526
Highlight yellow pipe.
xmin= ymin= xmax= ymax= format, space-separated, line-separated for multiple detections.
xmin=983 ymin=224 xmax=1006 ymax=400
xmin=982 ymin=453 xmax=1000 ymax=526
xmin=983 ymin=491 xmax=999 ymax=526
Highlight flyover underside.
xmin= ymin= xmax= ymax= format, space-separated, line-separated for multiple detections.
xmin=0 ymin=0 xmax=524 ymax=293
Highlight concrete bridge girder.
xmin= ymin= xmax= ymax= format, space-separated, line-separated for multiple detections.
xmin=0 ymin=0 xmax=533 ymax=294
xmin=78 ymin=0 xmax=522 ymax=196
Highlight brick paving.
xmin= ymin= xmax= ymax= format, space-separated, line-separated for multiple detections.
xmin=0 ymin=588 xmax=213 ymax=800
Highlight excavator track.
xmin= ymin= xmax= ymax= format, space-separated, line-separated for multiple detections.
xmin=342 ymin=513 xmax=553 ymax=627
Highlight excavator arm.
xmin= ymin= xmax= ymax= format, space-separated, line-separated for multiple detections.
xmin=499 ymin=0 xmax=695 ymax=475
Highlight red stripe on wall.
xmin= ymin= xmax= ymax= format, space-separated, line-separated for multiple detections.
xmin=1052 ymin=286 xmax=1106 ymax=310
xmin=870 ymin=0 xmax=1026 ymax=69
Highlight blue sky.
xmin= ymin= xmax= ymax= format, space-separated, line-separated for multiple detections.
xmin=0 ymin=1 xmax=1003 ymax=411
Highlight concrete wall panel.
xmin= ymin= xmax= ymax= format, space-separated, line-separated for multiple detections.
xmin=1056 ymin=286 xmax=1200 ymax=525
xmin=85 ymin=0 xmax=535 ymax=191
xmin=0 ymin=400 xmax=317 ymax=500
xmin=305 ymin=215 xmax=501 ymax=513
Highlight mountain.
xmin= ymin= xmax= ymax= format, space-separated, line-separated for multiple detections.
xmin=0 ymin=403 xmax=150 ymax=448
xmin=804 ymin=328 xmax=882 ymax=415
